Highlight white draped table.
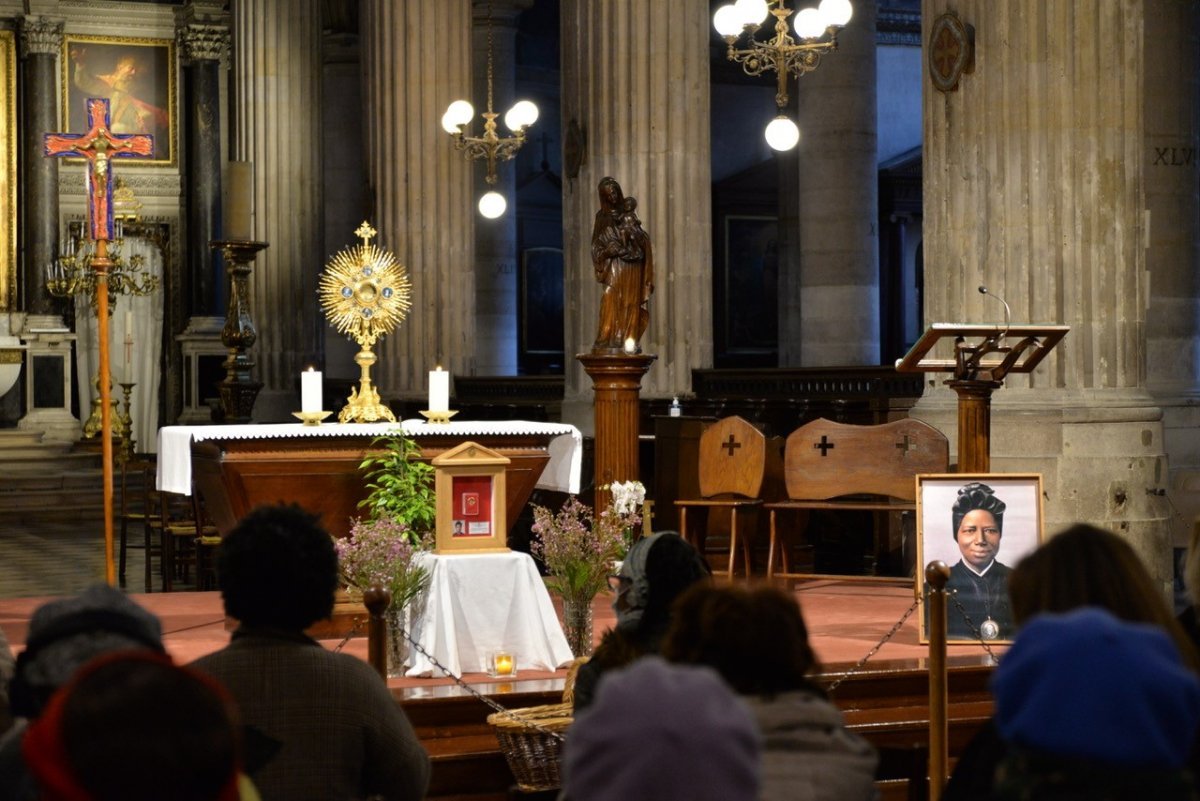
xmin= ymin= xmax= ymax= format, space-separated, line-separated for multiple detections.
xmin=157 ymin=420 xmax=582 ymax=495
xmin=405 ymin=551 xmax=575 ymax=678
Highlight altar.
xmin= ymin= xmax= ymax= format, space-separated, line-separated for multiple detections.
xmin=157 ymin=420 xmax=582 ymax=538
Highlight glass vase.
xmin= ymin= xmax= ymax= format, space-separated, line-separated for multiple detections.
xmin=385 ymin=605 xmax=410 ymax=678
xmin=561 ymin=595 xmax=595 ymax=658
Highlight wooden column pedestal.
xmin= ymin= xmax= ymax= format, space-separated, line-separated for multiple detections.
xmin=947 ymin=379 xmax=1000 ymax=473
xmin=578 ymin=352 xmax=656 ymax=510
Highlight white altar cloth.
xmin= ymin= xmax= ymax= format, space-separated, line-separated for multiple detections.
xmin=404 ymin=551 xmax=574 ymax=678
xmin=156 ymin=420 xmax=582 ymax=496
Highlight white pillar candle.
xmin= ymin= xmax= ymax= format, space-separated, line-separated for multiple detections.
xmin=225 ymin=161 xmax=254 ymax=241
xmin=623 ymin=337 xmax=637 ymax=354
xmin=429 ymin=366 xmax=449 ymax=412
xmin=301 ymin=368 xmax=322 ymax=413
xmin=123 ymin=310 xmax=134 ymax=378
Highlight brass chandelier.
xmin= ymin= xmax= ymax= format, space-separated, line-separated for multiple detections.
xmin=441 ymin=0 xmax=538 ymax=219
xmin=714 ymin=0 xmax=853 ymax=151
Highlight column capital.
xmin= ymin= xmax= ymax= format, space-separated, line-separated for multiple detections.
xmin=471 ymin=0 xmax=533 ymax=28
xmin=177 ymin=23 xmax=231 ymax=66
xmin=18 ymin=16 xmax=63 ymax=58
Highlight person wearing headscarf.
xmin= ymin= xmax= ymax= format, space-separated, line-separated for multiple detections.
xmin=571 ymin=531 xmax=710 ymax=712
xmin=944 ymin=482 xmax=1014 ymax=640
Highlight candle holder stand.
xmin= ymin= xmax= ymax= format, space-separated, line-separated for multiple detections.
xmin=292 ymin=410 xmax=332 ymax=426
xmin=210 ymin=239 xmax=269 ymax=424
xmin=419 ymin=409 xmax=458 ymax=425
xmin=117 ymin=381 xmax=136 ymax=462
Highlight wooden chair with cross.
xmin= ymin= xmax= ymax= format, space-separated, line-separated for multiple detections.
xmin=674 ymin=415 xmax=782 ymax=579
xmin=765 ymin=417 xmax=948 ymax=581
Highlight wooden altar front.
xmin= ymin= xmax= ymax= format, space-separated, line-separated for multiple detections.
xmin=157 ymin=422 xmax=582 ymax=539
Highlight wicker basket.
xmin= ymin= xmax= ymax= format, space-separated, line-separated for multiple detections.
xmin=486 ymin=657 xmax=587 ymax=792
xmin=487 ymin=702 xmax=574 ymax=792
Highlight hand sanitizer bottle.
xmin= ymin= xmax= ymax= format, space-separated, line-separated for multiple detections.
xmin=669 ymin=396 xmax=682 ymax=417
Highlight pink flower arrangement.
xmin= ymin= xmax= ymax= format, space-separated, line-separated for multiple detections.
xmin=335 ymin=517 xmax=432 ymax=611
xmin=530 ymin=495 xmax=637 ymax=606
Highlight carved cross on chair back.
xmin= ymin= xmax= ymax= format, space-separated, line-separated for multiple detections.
xmin=679 ymin=416 xmax=781 ymax=579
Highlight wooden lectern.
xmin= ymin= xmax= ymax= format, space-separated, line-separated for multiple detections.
xmin=895 ymin=323 xmax=1068 ymax=472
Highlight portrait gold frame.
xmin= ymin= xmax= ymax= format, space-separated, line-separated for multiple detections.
xmin=60 ymin=34 xmax=177 ymax=166
xmin=915 ymin=472 xmax=1044 ymax=644
xmin=432 ymin=441 xmax=510 ymax=555
xmin=0 ymin=31 xmax=15 ymax=310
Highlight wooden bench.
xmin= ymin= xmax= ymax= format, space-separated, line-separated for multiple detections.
xmin=766 ymin=418 xmax=948 ymax=581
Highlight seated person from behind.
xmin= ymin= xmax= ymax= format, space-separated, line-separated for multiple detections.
xmin=563 ymin=657 xmax=760 ymax=801
xmin=944 ymin=481 xmax=1013 ymax=640
xmin=571 ymin=531 xmax=710 ymax=712
xmin=190 ymin=504 xmax=429 ymax=801
xmin=23 ymin=651 xmax=253 ymax=801
xmin=989 ymin=607 xmax=1200 ymax=801
xmin=663 ymin=584 xmax=877 ymax=801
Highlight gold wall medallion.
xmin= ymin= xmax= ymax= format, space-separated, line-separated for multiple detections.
xmin=319 ymin=222 xmax=412 ymax=423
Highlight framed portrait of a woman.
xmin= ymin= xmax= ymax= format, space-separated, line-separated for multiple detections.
xmin=61 ymin=35 xmax=176 ymax=165
xmin=916 ymin=473 xmax=1044 ymax=644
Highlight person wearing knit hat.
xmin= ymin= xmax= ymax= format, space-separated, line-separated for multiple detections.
xmin=0 ymin=584 xmax=165 ymax=801
xmin=991 ymin=607 xmax=1200 ymax=800
xmin=562 ymin=657 xmax=761 ymax=801
xmin=944 ymin=481 xmax=1015 ymax=640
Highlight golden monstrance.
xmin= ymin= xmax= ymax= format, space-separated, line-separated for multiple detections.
xmin=319 ymin=222 xmax=412 ymax=423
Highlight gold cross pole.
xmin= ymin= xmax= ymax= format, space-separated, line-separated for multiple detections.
xmin=45 ymin=98 xmax=154 ymax=586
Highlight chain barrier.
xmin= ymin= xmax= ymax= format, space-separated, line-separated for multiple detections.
xmin=824 ymin=585 xmax=1002 ymax=696
xmin=333 ymin=616 xmax=569 ymax=742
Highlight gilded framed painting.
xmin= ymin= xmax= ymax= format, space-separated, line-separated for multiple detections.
xmin=61 ymin=35 xmax=176 ymax=165
xmin=0 ymin=30 xmax=14 ymax=310
xmin=915 ymin=473 xmax=1044 ymax=644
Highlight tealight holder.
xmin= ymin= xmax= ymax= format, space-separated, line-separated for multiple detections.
xmin=419 ymin=409 xmax=459 ymax=425
xmin=487 ymin=650 xmax=517 ymax=678
xmin=292 ymin=410 xmax=332 ymax=426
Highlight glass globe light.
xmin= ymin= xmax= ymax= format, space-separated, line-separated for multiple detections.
xmin=734 ymin=0 xmax=770 ymax=27
xmin=478 ymin=191 xmax=507 ymax=219
xmin=764 ymin=115 xmax=800 ymax=151
xmin=441 ymin=100 xmax=474 ymax=133
xmin=504 ymin=100 xmax=539 ymax=131
xmin=713 ymin=5 xmax=743 ymax=37
xmin=819 ymin=0 xmax=853 ymax=27
xmin=794 ymin=7 xmax=826 ymax=39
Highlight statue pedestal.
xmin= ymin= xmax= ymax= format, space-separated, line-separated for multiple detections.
xmin=578 ymin=351 xmax=655 ymax=510
xmin=18 ymin=315 xmax=81 ymax=444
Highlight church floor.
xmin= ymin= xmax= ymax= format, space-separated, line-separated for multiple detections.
xmin=0 ymin=513 xmax=1004 ymax=686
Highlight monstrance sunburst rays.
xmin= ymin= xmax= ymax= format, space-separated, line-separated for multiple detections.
xmin=319 ymin=221 xmax=411 ymax=423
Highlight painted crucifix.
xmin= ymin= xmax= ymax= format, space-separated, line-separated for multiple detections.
xmin=45 ymin=96 xmax=154 ymax=242
xmin=43 ymin=97 xmax=153 ymax=588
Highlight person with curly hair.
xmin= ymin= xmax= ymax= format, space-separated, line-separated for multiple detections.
xmin=662 ymin=584 xmax=877 ymax=801
xmin=190 ymin=504 xmax=429 ymax=801
xmin=945 ymin=481 xmax=1014 ymax=640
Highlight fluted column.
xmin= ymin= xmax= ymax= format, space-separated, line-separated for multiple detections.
xmin=473 ymin=0 xmax=532 ymax=376
xmin=18 ymin=16 xmax=62 ymax=318
xmin=915 ymin=0 xmax=1174 ymax=585
xmin=788 ymin=0 xmax=879 ymax=366
xmin=232 ymin=0 xmax=323 ymax=420
xmin=560 ymin=0 xmax=713 ymax=420
xmin=177 ymin=3 xmax=230 ymax=317
xmin=362 ymin=0 xmax=475 ymax=397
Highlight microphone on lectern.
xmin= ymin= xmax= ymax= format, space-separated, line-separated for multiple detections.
xmin=978 ymin=285 xmax=1011 ymax=337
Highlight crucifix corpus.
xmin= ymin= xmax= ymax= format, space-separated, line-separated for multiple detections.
xmin=45 ymin=97 xmax=154 ymax=586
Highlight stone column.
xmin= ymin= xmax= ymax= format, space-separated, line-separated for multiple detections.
xmin=362 ymin=0 xmax=476 ymax=398
xmin=1142 ymin=0 xmax=1200 ymax=552
xmin=473 ymin=0 xmax=532 ymax=376
xmin=560 ymin=0 xmax=713 ymax=426
xmin=787 ymin=0 xmax=879 ymax=366
xmin=232 ymin=0 xmax=324 ymax=420
xmin=915 ymin=0 xmax=1174 ymax=586
xmin=18 ymin=16 xmax=62 ymax=319
xmin=177 ymin=3 xmax=230 ymax=318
